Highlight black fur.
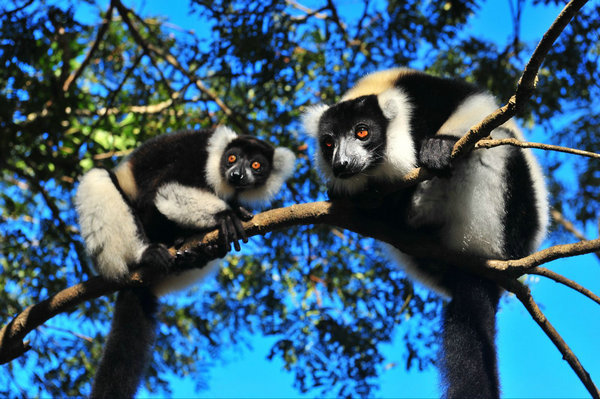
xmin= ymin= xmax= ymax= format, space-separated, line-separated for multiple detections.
xmin=442 ymin=272 xmax=500 ymax=399
xmin=319 ymin=95 xmax=389 ymax=175
xmin=393 ymin=71 xmax=483 ymax=143
xmin=90 ymin=128 xmax=284 ymax=398
xmin=91 ymin=288 xmax=158 ymax=399
xmin=309 ymin=70 xmax=546 ymax=399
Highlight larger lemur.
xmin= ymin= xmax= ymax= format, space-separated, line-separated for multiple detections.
xmin=303 ymin=68 xmax=548 ymax=398
xmin=75 ymin=126 xmax=295 ymax=398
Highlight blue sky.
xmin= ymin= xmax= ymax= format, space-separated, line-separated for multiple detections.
xmin=67 ymin=0 xmax=600 ymax=397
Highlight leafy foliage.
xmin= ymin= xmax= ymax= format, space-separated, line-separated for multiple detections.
xmin=0 ymin=0 xmax=598 ymax=396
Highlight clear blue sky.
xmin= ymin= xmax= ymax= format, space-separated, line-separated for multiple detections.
xmin=73 ymin=1 xmax=599 ymax=397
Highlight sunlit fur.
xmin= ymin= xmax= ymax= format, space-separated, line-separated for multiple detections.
xmin=75 ymin=168 xmax=147 ymax=280
xmin=303 ymin=68 xmax=549 ymax=399
xmin=80 ymin=127 xmax=295 ymax=399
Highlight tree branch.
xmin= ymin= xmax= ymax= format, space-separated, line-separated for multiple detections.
xmin=501 ymin=279 xmax=600 ymax=399
xmin=528 ymin=267 xmax=600 ymax=306
xmin=112 ymin=0 xmax=248 ymax=132
xmin=2 ymin=201 xmax=600 ymax=368
xmin=62 ymin=2 xmax=114 ymax=93
xmin=475 ymin=138 xmax=600 ymax=159
xmin=451 ymin=0 xmax=589 ymax=159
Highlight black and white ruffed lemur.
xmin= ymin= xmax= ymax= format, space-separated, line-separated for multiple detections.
xmin=302 ymin=68 xmax=548 ymax=398
xmin=75 ymin=126 xmax=295 ymax=398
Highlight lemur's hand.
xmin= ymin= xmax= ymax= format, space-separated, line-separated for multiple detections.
xmin=233 ymin=204 xmax=254 ymax=221
xmin=419 ymin=135 xmax=459 ymax=176
xmin=216 ymin=209 xmax=248 ymax=252
xmin=140 ymin=243 xmax=174 ymax=274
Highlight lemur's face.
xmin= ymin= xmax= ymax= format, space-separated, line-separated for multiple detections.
xmin=221 ymin=137 xmax=274 ymax=190
xmin=318 ymin=95 xmax=388 ymax=179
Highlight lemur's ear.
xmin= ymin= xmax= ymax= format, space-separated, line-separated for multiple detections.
xmin=377 ymin=88 xmax=407 ymax=120
xmin=273 ymin=147 xmax=296 ymax=179
xmin=301 ymin=104 xmax=329 ymax=137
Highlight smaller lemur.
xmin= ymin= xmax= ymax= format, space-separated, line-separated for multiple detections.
xmin=75 ymin=126 xmax=295 ymax=398
xmin=303 ymin=68 xmax=548 ymax=398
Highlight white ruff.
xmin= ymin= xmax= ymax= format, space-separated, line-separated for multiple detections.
xmin=75 ymin=168 xmax=147 ymax=280
xmin=238 ymin=147 xmax=296 ymax=206
xmin=372 ymin=88 xmax=417 ymax=181
xmin=302 ymin=104 xmax=329 ymax=138
xmin=205 ymin=126 xmax=238 ymax=200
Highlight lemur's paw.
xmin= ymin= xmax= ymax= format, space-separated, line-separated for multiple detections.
xmin=216 ymin=209 xmax=248 ymax=252
xmin=234 ymin=205 xmax=254 ymax=222
xmin=419 ymin=135 xmax=459 ymax=173
xmin=140 ymin=243 xmax=174 ymax=274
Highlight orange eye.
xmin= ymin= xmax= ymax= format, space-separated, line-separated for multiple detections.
xmin=251 ymin=161 xmax=261 ymax=170
xmin=228 ymin=154 xmax=237 ymax=163
xmin=322 ymin=137 xmax=334 ymax=149
xmin=356 ymin=129 xmax=369 ymax=140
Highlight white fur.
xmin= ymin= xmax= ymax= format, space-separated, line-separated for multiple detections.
xmin=205 ymin=126 xmax=238 ymax=200
xmin=75 ymin=168 xmax=147 ymax=280
xmin=154 ymin=182 xmax=229 ymax=229
xmin=302 ymin=104 xmax=330 ymax=137
xmin=151 ymin=260 xmax=220 ymax=297
xmin=238 ymin=147 xmax=296 ymax=206
xmin=372 ymin=88 xmax=417 ymax=180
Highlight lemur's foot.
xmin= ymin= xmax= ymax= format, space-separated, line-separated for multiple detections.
xmin=140 ymin=243 xmax=174 ymax=274
xmin=176 ymin=242 xmax=225 ymax=266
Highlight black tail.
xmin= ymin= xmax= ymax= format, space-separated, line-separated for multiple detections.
xmin=91 ymin=287 xmax=158 ymax=399
xmin=441 ymin=272 xmax=501 ymax=399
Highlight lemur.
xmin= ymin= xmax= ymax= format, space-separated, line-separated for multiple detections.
xmin=75 ymin=126 xmax=295 ymax=398
xmin=302 ymin=68 xmax=548 ymax=398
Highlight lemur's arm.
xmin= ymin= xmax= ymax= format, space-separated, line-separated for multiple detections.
xmin=154 ymin=182 xmax=248 ymax=252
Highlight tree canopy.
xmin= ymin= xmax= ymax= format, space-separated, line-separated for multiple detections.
xmin=1 ymin=0 xmax=599 ymax=397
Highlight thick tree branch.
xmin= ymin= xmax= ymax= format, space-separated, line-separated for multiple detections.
xmin=2 ymin=201 xmax=600 ymax=368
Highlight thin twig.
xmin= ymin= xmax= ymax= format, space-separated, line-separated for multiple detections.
xmin=528 ymin=266 xmax=600 ymax=305
xmin=487 ymin=238 xmax=600 ymax=274
xmin=451 ymin=0 xmax=589 ymax=159
xmin=112 ymin=0 xmax=247 ymax=132
xmin=502 ymin=279 xmax=600 ymax=399
xmin=551 ymin=209 xmax=600 ymax=261
xmin=475 ymin=138 xmax=600 ymax=159
xmin=62 ymin=3 xmax=114 ymax=92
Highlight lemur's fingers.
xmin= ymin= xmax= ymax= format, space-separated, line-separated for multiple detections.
xmin=231 ymin=213 xmax=248 ymax=244
xmin=236 ymin=205 xmax=254 ymax=221
xmin=226 ymin=215 xmax=242 ymax=252
xmin=220 ymin=217 xmax=232 ymax=252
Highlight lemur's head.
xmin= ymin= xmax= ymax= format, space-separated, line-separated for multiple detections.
xmin=207 ymin=126 xmax=296 ymax=204
xmin=221 ymin=135 xmax=276 ymax=189
xmin=303 ymin=70 xmax=417 ymax=195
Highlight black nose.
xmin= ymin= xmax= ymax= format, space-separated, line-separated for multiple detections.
xmin=230 ymin=170 xmax=243 ymax=182
xmin=332 ymin=160 xmax=354 ymax=178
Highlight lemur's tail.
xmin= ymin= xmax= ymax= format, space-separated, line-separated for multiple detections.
xmin=75 ymin=168 xmax=147 ymax=280
xmin=90 ymin=288 xmax=158 ymax=399
xmin=441 ymin=272 xmax=501 ymax=399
